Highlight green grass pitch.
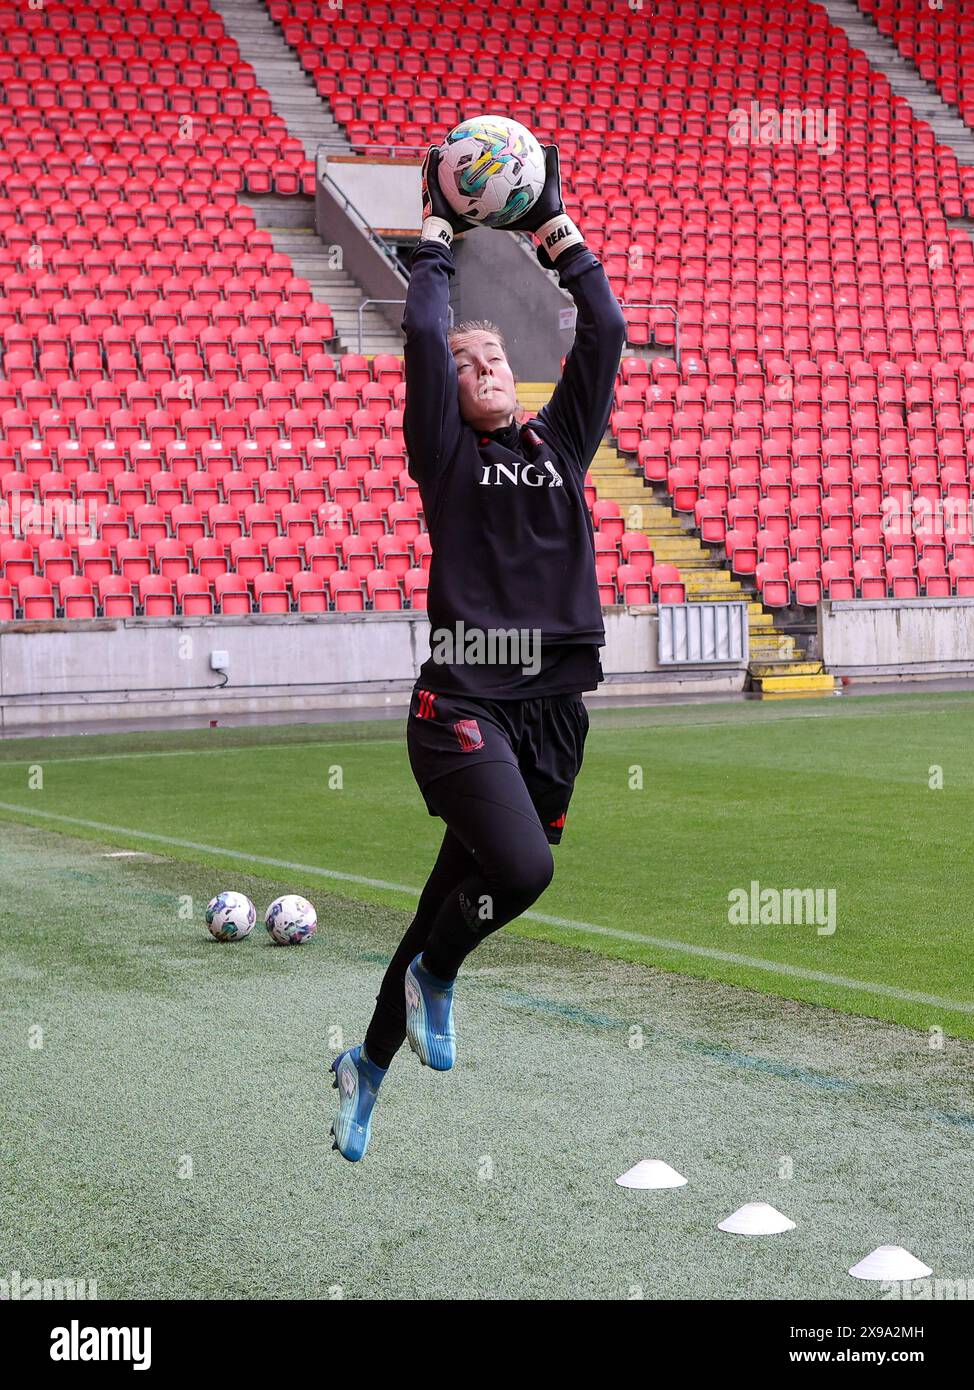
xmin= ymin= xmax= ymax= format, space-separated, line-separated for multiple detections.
xmin=1 ymin=692 xmax=972 ymax=1298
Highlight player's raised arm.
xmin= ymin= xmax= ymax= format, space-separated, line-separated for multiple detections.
xmin=401 ymin=147 xmax=474 ymax=485
xmin=505 ymin=146 xmax=628 ymax=470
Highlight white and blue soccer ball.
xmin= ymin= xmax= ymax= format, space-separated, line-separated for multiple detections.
xmin=205 ymin=891 xmax=256 ymax=942
xmin=265 ymin=894 xmax=317 ymax=946
xmin=438 ymin=114 xmax=546 ymax=228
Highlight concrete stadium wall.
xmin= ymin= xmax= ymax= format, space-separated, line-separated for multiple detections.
xmin=319 ymin=156 xmax=422 ymax=237
xmin=820 ymin=598 xmax=974 ymax=679
xmin=311 ymin=165 xmax=572 ymax=378
xmin=451 ymin=227 xmax=578 ymax=383
xmin=316 ymin=156 xmax=579 ymax=382
xmin=314 ymin=169 xmax=410 ymax=340
xmin=0 ymin=609 xmax=747 ymax=733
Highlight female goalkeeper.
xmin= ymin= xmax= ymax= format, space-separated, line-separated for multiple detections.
xmin=330 ymin=143 xmax=626 ymax=1160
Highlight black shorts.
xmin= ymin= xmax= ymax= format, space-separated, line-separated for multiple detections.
xmin=406 ymin=688 xmax=590 ymax=845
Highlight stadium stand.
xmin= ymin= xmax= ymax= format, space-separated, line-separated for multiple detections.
xmin=3 ymin=0 xmax=974 ymax=644
xmin=0 ymin=0 xmax=688 ymax=624
xmin=0 ymin=0 xmax=455 ymax=620
xmin=265 ymin=0 xmax=974 ymax=617
xmin=855 ymin=0 xmax=974 ymax=132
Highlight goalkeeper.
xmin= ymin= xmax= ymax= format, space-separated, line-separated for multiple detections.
xmin=330 ymin=143 xmax=626 ymax=1160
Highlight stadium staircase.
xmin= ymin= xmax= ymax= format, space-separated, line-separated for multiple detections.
xmin=210 ymin=0 xmax=405 ymax=355
xmin=243 ymin=194 xmax=405 ymax=355
xmin=824 ymin=0 xmax=974 ymax=173
xmin=518 ymin=382 xmax=837 ymax=698
xmin=208 ymin=0 xmax=348 ymax=160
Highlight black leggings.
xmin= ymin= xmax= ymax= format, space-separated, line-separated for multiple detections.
xmin=363 ymin=759 xmax=555 ymax=1069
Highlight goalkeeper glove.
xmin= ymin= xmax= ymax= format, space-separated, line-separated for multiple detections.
xmin=502 ymin=145 xmax=585 ymax=269
xmin=420 ymin=145 xmax=474 ymax=248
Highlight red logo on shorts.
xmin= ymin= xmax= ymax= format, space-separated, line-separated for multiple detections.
xmin=416 ymin=689 xmax=438 ymax=719
xmin=454 ymin=719 xmax=484 ymax=752
xmin=548 ymin=812 xmax=567 ymax=829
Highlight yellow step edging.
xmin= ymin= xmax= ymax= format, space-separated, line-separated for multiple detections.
xmin=750 ymin=662 xmax=826 ymax=678
xmin=752 ymin=675 xmax=837 ymax=694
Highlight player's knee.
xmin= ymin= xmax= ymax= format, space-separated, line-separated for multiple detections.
xmin=504 ymin=837 xmax=554 ymax=909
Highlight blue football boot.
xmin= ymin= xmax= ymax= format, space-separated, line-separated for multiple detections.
xmin=329 ymin=1044 xmax=387 ymax=1161
xmin=404 ymin=953 xmax=456 ymax=1070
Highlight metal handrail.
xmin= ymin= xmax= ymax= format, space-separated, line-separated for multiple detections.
xmin=316 ymin=140 xmax=428 ymax=161
xmin=315 ymin=161 xmax=408 ymax=282
xmin=356 ymin=298 xmax=454 ymax=354
xmin=620 ymin=300 xmax=681 ymax=369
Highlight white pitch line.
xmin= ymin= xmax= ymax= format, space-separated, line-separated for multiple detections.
xmin=520 ymin=912 xmax=974 ymax=1013
xmin=0 ymin=802 xmax=411 ymax=893
xmin=0 ymin=693 xmax=968 ymax=769
xmin=0 ymin=738 xmax=401 ymax=769
xmin=3 ymin=800 xmax=972 ymax=1017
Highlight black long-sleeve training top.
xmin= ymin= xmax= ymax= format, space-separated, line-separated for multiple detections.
xmin=402 ymin=237 xmax=627 ymax=699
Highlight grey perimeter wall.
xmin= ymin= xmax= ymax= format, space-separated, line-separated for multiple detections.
xmin=820 ymin=598 xmax=974 ymax=678
xmin=0 ymin=611 xmax=746 ymax=732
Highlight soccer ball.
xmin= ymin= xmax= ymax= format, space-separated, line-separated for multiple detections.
xmin=438 ymin=115 xmax=546 ymax=228
xmin=265 ymin=894 xmax=317 ymax=946
xmin=205 ymin=891 xmax=256 ymax=942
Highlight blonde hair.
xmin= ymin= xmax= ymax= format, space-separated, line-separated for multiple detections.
xmin=448 ymin=320 xmax=524 ymax=420
xmin=448 ymin=319 xmax=507 ymax=354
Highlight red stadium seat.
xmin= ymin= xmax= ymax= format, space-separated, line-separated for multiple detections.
xmin=18 ymin=576 xmax=56 ymax=619
xmin=60 ymin=576 xmax=97 ymax=619
xmin=214 ymin=573 xmax=253 ymax=615
xmin=329 ymin=572 xmax=365 ymax=611
xmin=365 ymin=567 xmax=402 ymax=610
xmin=253 ymin=571 xmax=290 ymax=614
xmin=291 ymin=571 xmax=329 ymax=612
xmin=98 ymin=576 xmax=136 ymax=618
xmin=176 ymin=574 xmax=215 ymax=615
xmin=652 ymin=564 xmax=686 ymax=604
xmin=403 ymin=568 xmax=428 ymax=609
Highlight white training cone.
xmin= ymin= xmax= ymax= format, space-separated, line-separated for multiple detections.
xmin=718 ymin=1202 xmax=796 ymax=1235
xmin=849 ymin=1246 xmax=932 ymax=1281
xmin=616 ymin=1160 xmax=687 ymax=1190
